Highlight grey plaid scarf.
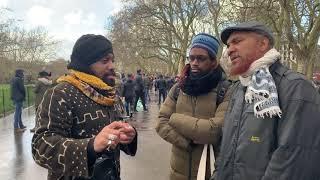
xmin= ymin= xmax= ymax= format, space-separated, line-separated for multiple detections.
xmin=239 ymin=48 xmax=282 ymax=118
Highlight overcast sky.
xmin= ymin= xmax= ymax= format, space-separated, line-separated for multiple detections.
xmin=0 ymin=0 xmax=123 ymax=59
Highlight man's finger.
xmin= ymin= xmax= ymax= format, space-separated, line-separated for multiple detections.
xmin=120 ymin=140 xmax=131 ymax=144
xmin=108 ymin=121 xmax=125 ymax=129
xmin=119 ymin=127 xmax=134 ymax=133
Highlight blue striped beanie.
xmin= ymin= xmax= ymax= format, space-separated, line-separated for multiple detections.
xmin=190 ymin=33 xmax=220 ymax=59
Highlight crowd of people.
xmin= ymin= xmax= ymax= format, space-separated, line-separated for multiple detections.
xmin=8 ymin=21 xmax=320 ymax=180
xmin=118 ymin=71 xmax=178 ymax=117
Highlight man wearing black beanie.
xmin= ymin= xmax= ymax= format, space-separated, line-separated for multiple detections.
xmin=32 ymin=34 xmax=137 ymax=180
xmin=68 ymin=34 xmax=116 ymax=85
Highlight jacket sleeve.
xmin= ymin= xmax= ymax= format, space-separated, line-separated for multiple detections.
xmin=261 ymin=79 xmax=320 ymax=180
xmin=120 ymin=83 xmax=125 ymax=97
xmin=137 ymin=76 xmax=144 ymax=89
xmin=31 ymin=86 xmax=94 ymax=178
xmin=155 ymin=80 xmax=158 ymax=89
xmin=120 ymin=131 xmax=137 ymax=156
xmin=168 ymin=89 xmax=231 ymax=145
xmin=155 ymin=85 xmax=191 ymax=150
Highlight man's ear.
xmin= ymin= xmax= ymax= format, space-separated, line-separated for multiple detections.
xmin=211 ymin=59 xmax=218 ymax=69
xmin=259 ymin=37 xmax=270 ymax=52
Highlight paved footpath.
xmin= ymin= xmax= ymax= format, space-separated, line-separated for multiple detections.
xmin=0 ymin=92 xmax=171 ymax=180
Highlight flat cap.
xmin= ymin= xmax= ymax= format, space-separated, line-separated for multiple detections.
xmin=220 ymin=21 xmax=274 ymax=46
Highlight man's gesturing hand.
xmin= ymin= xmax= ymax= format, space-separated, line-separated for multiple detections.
xmin=94 ymin=121 xmax=124 ymax=153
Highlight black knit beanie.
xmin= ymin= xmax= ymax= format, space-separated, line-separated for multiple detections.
xmin=67 ymin=34 xmax=113 ymax=74
xmin=38 ymin=71 xmax=51 ymax=77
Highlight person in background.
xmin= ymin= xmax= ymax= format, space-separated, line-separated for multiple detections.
xmin=121 ymin=73 xmax=136 ymax=118
xmin=10 ymin=69 xmax=27 ymax=132
xmin=134 ymin=69 xmax=148 ymax=112
xmin=30 ymin=70 xmax=53 ymax=133
xmin=154 ymin=76 xmax=159 ymax=96
xmin=155 ymin=74 xmax=167 ymax=105
xmin=166 ymin=76 xmax=175 ymax=93
xmin=143 ymin=73 xmax=151 ymax=103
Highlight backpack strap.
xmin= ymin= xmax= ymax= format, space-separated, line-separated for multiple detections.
xmin=172 ymin=84 xmax=180 ymax=101
xmin=216 ymin=79 xmax=232 ymax=106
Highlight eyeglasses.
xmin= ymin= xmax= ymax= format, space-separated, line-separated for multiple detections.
xmin=187 ymin=55 xmax=209 ymax=62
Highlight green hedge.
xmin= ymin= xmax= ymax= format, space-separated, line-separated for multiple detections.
xmin=0 ymin=84 xmax=35 ymax=116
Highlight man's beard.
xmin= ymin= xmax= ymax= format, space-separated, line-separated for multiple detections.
xmin=103 ymin=77 xmax=115 ymax=86
xmin=230 ymin=59 xmax=252 ymax=76
xmin=190 ymin=68 xmax=211 ymax=78
xmin=102 ymin=70 xmax=116 ymax=86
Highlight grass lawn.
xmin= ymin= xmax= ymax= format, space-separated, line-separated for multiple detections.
xmin=0 ymin=84 xmax=35 ymax=116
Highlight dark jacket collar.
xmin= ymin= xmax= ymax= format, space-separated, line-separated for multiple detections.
xmin=270 ymin=60 xmax=287 ymax=76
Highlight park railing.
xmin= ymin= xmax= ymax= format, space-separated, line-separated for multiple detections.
xmin=0 ymin=84 xmax=35 ymax=117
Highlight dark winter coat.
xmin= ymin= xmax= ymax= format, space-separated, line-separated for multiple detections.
xmin=121 ymin=79 xmax=135 ymax=99
xmin=215 ymin=61 xmax=320 ymax=180
xmin=10 ymin=71 xmax=26 ymax=102
xmin=143 ymin=76 xmax=151 ymax=89
xmin=156 ymin=78 xmax=167 ymax=91
xmin=134 ymin=74 xmax=144 ymax=92
xmin=166 ymin=78 xmax=175 ymax=91
xmin=32 ymin=82 xmax=137 ymax=180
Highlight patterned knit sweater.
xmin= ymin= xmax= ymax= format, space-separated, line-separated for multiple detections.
xmin=32 ymin=82 xmax=137 ymax=180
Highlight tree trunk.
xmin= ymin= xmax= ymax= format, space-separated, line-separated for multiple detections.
xmin=295 ymin=50 xmax=315 ymax=79
xmin=296 ymin=60 xmax=304 ymax=74
xmin=306 ymin=61 xmax=314 ymax=79
xmin=178 ymin=55 xmax=185 ymax=74
xmin=166 ymin=64 xmax=171 ymax=75
xmin=178 ymin=37 xmax=188 ymax=74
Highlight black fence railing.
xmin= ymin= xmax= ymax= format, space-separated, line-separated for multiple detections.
xmin=0 ymin=85 xmax=35 ymax=117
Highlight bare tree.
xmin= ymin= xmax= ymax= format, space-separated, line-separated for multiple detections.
xmin=279 ymin=0 xmax=320 ymax=78
xmin=109 ymin=0 xmax=319 ymax=78
xmin=110 ymin=0 xmax=206 ymax=75
xmin=213 ymin=0 xmax=319 ymax=78
xmin=0 ymin=9 xmax=60 ymax=83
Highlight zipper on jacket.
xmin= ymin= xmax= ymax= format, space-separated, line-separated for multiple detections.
xmin=191 ymin=96 xmax=197 ymax=117
xmin=231 ymin=87 xmax=246 ymax=180
xmin=188 ymin=96 xmax=197 ymax=180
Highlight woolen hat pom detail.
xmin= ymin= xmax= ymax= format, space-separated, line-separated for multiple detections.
xmin=190 ymin=33 xmax=220 ymax=59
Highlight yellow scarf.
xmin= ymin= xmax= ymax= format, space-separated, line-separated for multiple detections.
xmin=57 ymin=70 xmax=115 ymax=106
